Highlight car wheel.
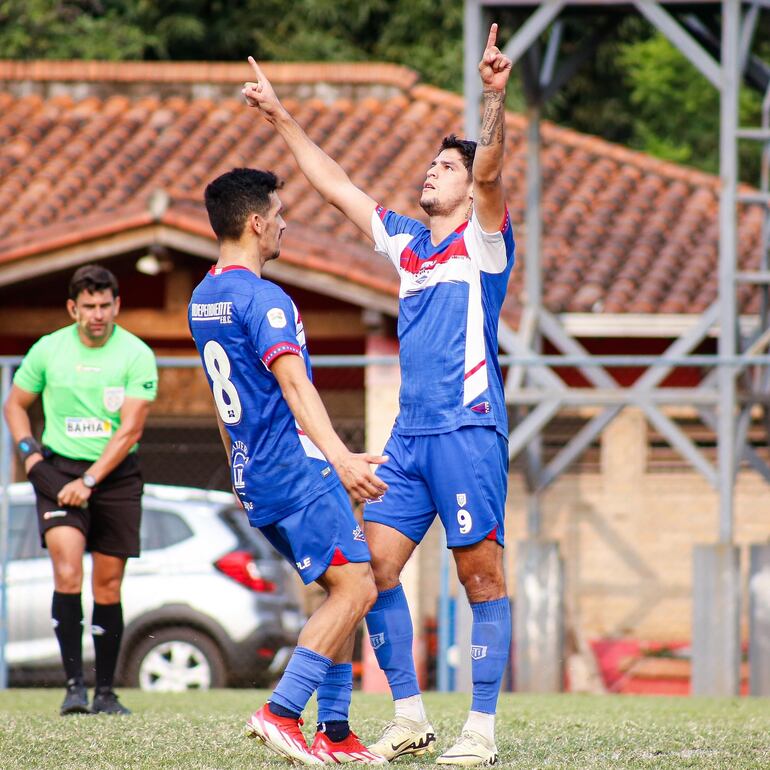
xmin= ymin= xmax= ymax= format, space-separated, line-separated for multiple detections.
xmin=124 ymin=627 xmax=227 ymax=691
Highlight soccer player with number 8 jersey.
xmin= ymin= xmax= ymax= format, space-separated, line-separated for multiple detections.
xmin=189 ymin=168 xmax=390 ymax=765
xmin=243 ymin=22 xmax=515 ymax=766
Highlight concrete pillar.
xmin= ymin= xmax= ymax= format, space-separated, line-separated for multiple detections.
xmin=600 ymin=408 xmax=647 ymax=491
xmin=515 ymin=540 xmax=564 ymax=692
xmin=749 ymin=544 xmax=770 ymax=696
xmin=164 ymin=264 xmax=192 ymax=312
xmin=692 ymin=544 xmax=741 ymax=695
xmin=454 ymin=592 xmax=473 ymax=693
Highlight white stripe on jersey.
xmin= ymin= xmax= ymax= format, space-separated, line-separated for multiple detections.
xmin=464 ymin=211 xmax=509 ymax=274
xmin=292 ymin=301 xmax=307 ymax=348
xmin=289 ymin=301 xmax=324 ymax=459
xmin=296 ymin=426 xmax=327 ymax=460
xmin=464 ymin=262 xmax=488 ymax=404
xmin=400 ymin=256 xmax=470 ymax=298
xmin=372 ymin=216 xmax=413 ymax=271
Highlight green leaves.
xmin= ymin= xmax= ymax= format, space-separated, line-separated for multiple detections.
xmin=619 ymin=32 xmax=763 ymax=176
xmin=0 ymin=0 xmax=149 ymax=59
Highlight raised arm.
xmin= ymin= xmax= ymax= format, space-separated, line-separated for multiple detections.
xmin=243 ymin=58 xmax=377 ymax=240
xmin=473 ymin=23 xmax=512 ymax=233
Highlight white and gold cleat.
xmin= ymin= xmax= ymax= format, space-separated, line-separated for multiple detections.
xmin=435 ymin=730 xmax=498 ymax=766
xmin=367 ymin=715 xmax=436 ymax=760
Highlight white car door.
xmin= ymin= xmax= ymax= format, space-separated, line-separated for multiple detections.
xmin=6 ymin=497 xmax=62 ymax=666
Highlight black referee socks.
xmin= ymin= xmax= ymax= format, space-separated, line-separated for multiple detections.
xmin=51 ymin=591 xmax=84 ymax=682
xmin=92 ymin=602 xmax=124 ymax=690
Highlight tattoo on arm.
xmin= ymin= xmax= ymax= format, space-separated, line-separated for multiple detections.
xmin=479 ymin=89 xmax=505 ymax=147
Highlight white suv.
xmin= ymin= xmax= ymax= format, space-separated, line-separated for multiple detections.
xmin=4 ymin=483 xmax=304 ymax=691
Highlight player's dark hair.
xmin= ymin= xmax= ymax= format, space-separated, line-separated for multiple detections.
xmin=68 ymin=264 xmax=119 ymax=300
xmin=440 ymin=134 xmax=477 ymax=178
xmin=204 ymin=168 xmax=283 ymax=242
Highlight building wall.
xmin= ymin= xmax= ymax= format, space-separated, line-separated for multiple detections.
xmin=416 ymin=409 xmax=770 ymax=645
xmin=4 ymin=260 xmax=767 ymax=645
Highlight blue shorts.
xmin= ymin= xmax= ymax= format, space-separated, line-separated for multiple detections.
xmin=363 ymin=425 xmax=508 ymax=548
xmin=259 ymin=483 xmax=371 ymax=585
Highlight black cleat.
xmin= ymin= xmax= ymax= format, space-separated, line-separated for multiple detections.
xmin=60 ymin=678 xmax=90 ymax=716
xmin=91 ymin=687 xmax=131 ymax=715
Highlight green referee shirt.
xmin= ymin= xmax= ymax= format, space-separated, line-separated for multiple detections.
xmin=13 ymin=324 xmax=158 ymax=462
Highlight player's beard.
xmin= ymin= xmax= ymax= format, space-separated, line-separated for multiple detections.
xmin=420 ymin=194 xmax=442 ymax=216
xmin=420 ymin=189 xmax=469 ymax=218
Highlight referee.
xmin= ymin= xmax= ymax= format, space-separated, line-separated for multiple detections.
xmin=3 ymin=265 xmax=158 ymax=715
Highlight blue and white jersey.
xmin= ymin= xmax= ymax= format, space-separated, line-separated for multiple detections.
xmin=371 ymin=205 xmax=515 ymax=437
xmin=188 ymin=266 xmax=340 ymax=527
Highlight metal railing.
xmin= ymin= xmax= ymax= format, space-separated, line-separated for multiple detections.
xmin=2 ymin=350 xmax=770 ymax=689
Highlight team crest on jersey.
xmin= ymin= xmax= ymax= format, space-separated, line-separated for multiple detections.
xmin=370 ymin=633 xmax=385 ymax=650
xmin=267 ymin=307 xmax=287 ymax=328
xmin=456 ymin=493 xmax=467 ymax=507
xmin=102 ymin=386 xmax=125 ymax=412
xmin=352 ymin=525 xmax=366 ymax=542
xmin=471 ymin=645 xmax=488 ymax=660
xmin=231 ymin=441 xmax=249 ymax=489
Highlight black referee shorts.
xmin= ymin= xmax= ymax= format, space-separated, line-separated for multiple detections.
xmin=27 ymin=452 xmax=143 ymax=558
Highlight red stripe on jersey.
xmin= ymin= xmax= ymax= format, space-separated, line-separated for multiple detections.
xmin=464 ymin=359 xmax=487 ymax=380
xmin=500 ymin=207 xmax=511 ymax=233
xmin=376 ymin=205 xmax=388 ymax=221
xmin=330 ymin=547 xmax=349 ymax=566
xmin=262 ymin=342 xmax=301 ymax=367
xmin=486 ymin=526 xmax=498 ymax=541
xmin=399 ymin=237 xmax=470 ymax=274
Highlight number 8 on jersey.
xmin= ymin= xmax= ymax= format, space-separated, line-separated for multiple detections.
xmin=203 ymin=340 xmax=242 ymax=425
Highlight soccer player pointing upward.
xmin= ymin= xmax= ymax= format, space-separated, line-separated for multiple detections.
xmin=244 ymin=24 xmax=515 ymax=767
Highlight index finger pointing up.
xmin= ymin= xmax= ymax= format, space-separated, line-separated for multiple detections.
xmin=247 ymin=55 xmax=264 ymax=80
xmin=486 ymin=22 xmax=498 ymax=50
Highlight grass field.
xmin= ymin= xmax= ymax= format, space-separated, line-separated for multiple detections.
xmin=1 ymin=689 xmax=769 ymax=769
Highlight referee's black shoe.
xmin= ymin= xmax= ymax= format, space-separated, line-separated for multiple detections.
xmin=60 ymin=678 xmax=90 ymax=716
xmin=91 ymin=687 xmax=131 ymax=715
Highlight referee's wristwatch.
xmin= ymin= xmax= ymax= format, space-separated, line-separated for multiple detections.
xmin=81 ymin=473 xmax=97 ymax=489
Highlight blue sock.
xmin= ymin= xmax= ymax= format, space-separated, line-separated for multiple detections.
xmin=317 ymin=663 xmax=353 ymax=723
xmin=470 ymin=597 xmax=511 ymax=713
xmin=270 ymin=646 xmax=332 ymax=717
xmin=365 ymin=585 xmax=420 ymax=700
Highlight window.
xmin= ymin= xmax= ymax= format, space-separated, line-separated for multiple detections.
xmin=140 ymin=508 xmax=193 ymax=551
xmin=219 ymin=507 xmax=281 ymax=560
xmin=9 ymin=503 xmax=46 ymax=561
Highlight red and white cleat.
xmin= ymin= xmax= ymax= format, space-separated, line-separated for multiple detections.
xmin=311 ymin=730 xmax=388 ymax=765
xmin=246 ymin=704 xmax=323 ymax=765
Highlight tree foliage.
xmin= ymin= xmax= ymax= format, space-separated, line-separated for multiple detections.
xmin=618 ymin=31 xmax=763 ymax=178
xmin=0 ymin=0 xmax=149 ymax=59
xmin=1 ymin=0 xmax=769 ymax=181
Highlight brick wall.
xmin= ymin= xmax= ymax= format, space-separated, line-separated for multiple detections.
xmin=417 ymin=409 xmax=770 ymax=644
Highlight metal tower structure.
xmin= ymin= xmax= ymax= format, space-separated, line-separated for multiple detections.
xmin=463 ymin=0 xmax=770 ymax=695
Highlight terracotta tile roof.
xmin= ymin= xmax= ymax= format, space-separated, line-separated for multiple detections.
xmin=0 ymin=61 xmax=765 ymax=321
xmin=0 ymin=60 xmax=419 ymax=87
